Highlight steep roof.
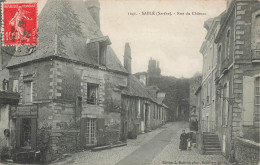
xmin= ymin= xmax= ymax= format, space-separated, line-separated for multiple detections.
xmin=7 ymin=0 xmax=127 ymax=74
xmin=123 ymin=75 xmax=163 ymax=105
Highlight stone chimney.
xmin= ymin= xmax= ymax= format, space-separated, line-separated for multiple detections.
xmin=226 ymin=0 xmax=233 ymax=10
xmin=124 ymin=43 xmax=132 ymax=74
xmin=85 ymin=0 xmax=100 ymax=28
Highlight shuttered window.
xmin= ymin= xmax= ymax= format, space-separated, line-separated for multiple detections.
xmin=255 ymin=15 xmax=260 ymax=49
xmin=255 ymin=77 xmax=260 ymax=122
xmin=13 ymin=80 xmax=19 ymax=92
xmin=24 ymin=81 xmax=32 ymax=103
xmin=224 ymin=81 xmax=229 ymax=125
xmin=243 ymin=76 xmax=255 ymax=125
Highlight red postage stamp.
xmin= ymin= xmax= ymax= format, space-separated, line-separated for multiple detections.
xmin=2 ymin=2 xmax=37 ymax=46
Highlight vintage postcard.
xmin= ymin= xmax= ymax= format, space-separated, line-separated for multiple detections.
xmin=0 ymin=0 xmax=259 ymax=165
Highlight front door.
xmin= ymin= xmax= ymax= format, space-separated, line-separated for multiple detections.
xmin=15 ymin=118 xmax=37 ymax=149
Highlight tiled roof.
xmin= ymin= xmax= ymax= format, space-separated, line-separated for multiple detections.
xmin=123 ymin=75 xmax=163 ymax=105
xmin=7 ymin=0 xmax=127 ymax=74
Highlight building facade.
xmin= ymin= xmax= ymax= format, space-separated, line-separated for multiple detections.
xmin=197 ymin=0 xmax=260 ymax=163
xmin=122 ymin=44 xmax=168 ymax=140
xmin=199 ymin=16 xmax=221 ymax=133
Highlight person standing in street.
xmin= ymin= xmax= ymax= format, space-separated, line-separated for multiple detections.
xmin=179 ymin=130 xmax=188 ymax=150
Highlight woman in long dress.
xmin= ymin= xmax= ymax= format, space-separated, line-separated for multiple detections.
xmin=179 ymin=130 xmax=188 ymax=150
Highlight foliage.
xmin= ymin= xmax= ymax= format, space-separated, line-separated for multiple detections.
xmin=38 ymin=124 xmax=52 ymax=162
xmin=0 ymin=146 xmax=11 ymax=160
xmin=148 ymin=75 xmax=190 ymax=120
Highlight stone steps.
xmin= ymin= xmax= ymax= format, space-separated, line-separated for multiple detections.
xmin=203 ymin=133 xmax=221 ymax=155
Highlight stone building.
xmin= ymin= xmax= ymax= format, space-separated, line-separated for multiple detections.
xmin=199 ymin=15 xmax=221 ymax=133
xmin=121 ymin=43 xmax=168 ymax=140
xmin=0 ymin=0 xmax=169 ymax=162
xmin=2 ymin=0 xmax=130 ymax=161
xmin=196 ymin=0 xmax=260 ymax=162
xmin=206 ymin=0 xmax=260 ymax=163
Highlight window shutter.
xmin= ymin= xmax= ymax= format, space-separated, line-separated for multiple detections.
xmin=243 ymin=76 xmax=255 ymax=125
xmin=96 ymin=118 xmax=105 ymax=146
xmin=80 ymin=118 xmax=87 ymax=148
xmin=31 ymin=119 xmax=37 ymax=149
xmin=87 ymin=42 xmax=99 ymax=64
xmin=225 ymin=81 xmax=229 ymax=125
xmin=15 ymin=118 xmax=21 ymax=148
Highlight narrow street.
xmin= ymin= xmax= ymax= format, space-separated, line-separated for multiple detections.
xmin=52 ymin=122 xmax=230 ymax=165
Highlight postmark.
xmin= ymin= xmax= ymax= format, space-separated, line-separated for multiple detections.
xmin=2 ymin=2 xmax=37 ymax=46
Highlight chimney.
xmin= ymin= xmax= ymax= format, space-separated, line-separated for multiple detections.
xmin=85 ymin=0 xmax=100 ymax=28
xmin=226 ymin=0 xmax=233 ymax=10
xmin=124 ymin=43 xmax=132 ymax=74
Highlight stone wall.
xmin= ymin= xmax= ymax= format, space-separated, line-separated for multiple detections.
xmin=104 ymin=130 xmax=120 ymax=145
xmin=234 ymin=137 xmax=260 ymax=165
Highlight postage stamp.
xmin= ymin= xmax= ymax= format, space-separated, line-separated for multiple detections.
xmin=2 ymin=2 xmax=37 ymax=46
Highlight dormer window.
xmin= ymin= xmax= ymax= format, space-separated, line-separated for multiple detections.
xmin=87 ymin=36 xmax=111 ymax=66
xmin=225 ymin=29 xmax=230 ymax=59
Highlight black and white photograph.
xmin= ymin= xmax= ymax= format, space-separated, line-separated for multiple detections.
xmin=0 ymin=0 xmax=259 ymax=164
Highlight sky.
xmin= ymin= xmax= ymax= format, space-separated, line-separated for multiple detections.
xmin=15 ymin=0 xmax=226 ymax=78
xmin=99 ymin=0 xmax=226 ymax=78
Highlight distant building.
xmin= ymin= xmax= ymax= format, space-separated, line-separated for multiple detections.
xmin=189 ymin=74 xmax=202 ymax=121
xmin=148 ymin=58 xmax=161 ymax=76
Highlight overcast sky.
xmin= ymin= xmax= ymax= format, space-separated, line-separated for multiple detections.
xmin=34 ymin=0 xmax=226 ymax=78
xmin=100 ymin=0 xmax=226 ymax=78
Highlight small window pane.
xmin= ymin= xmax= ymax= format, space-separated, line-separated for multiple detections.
xmin=256 ymin=15 xmax=260 ymax=48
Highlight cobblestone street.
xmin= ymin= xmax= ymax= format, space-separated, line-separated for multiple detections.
xmin=51 ymin=122 xmax=230 ymax=165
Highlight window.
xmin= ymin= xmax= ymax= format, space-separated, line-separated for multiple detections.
xmin=87 ymin=83 xmax=98 ymax=105
xmin=137 ymin=99 xmax=141 ymax=118
xmin=153 ymin=104 xmax=156 ymax=119
xmin=157 ymin=107 xmax=159 ymax=119
xmin=159 ymin=108 xmax=161 ymax=119
xmin=13 ymin=80 xmax=19 ymax=92
xmin=255 ymin=77 xmax=260 ymax=122
xmin=3 ymin=79 xmax=9 ymax=91
xmin=243 ymin=76 xmax=254 ymax=125
xmin=222 ymin=82 xmax=229 ymax=125
xmin=99 ymin=44 xmax=107 ymax=66
xmin=162 ymin=108 xmax=164 ymax=120
xmin=24 ymin=81 xmax=32 ymax=103
xmin=86 ymin=118 xmax=96 ymax=146
xmin=226 ymin=29 xmax=231 ymax=58
xmin=255 ymin=15 xmax=260 ymax=49
xmin=218 ymin=45 xmax=222 ymax=69
xmin=210 ymin=46 xmax=213 ymax=68
xmin=252 ymin=11 xmax=260 ymax=49
xmin=0 ymin=52 xmax=2 ymax=70
xmin=76 ymin=97 xmax=82 ymax=117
